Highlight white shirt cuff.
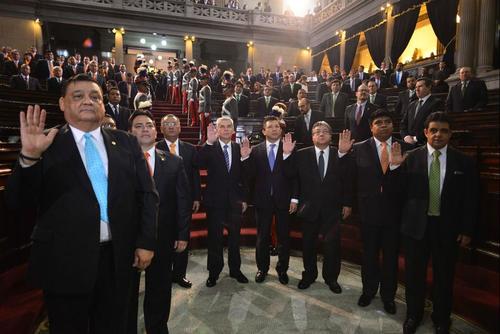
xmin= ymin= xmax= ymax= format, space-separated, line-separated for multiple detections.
xmin=389 ymin=164 xmax=400 ymax=170
xmin=291 ymin=198 xmax=298 ymax=204
xmin=338 ymin=151 xmax=347 ymax=158
xmin=283 ymin=153 xmax=291 ymax=160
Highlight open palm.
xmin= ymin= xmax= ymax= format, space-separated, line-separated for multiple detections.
xmin=20 ymin=105 xmax=58 ymax=157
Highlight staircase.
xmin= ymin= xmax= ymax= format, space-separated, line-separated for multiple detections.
xmin=150 ymin=101 xmax=200 ymax=145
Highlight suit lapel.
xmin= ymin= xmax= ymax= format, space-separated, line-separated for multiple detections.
xmin=153 ymin=149 xmax=165 ymax=185
xmin=310 ymin=148 xmax=322 ymax=183
xmin=101 ymin=129 xmax=120 ymax=203
xmin=442 ymin=147 xmax=455 ymax=196
xmin=323 ymin=146 xmax=335 ymax=181
xmin=369 ymin=138 xmax=383 ymax=175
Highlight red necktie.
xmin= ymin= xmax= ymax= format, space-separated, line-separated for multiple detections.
xmin=355 ymin=104 xmax=362 ymax=125
xmin=144 ymin=152 xmax=153 ymax=176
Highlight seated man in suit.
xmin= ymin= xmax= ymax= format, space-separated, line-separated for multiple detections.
xmin=9 ymin=64 xmax=42 ymax=91
xmin=342 ymin=70 xmax=362 ymax=94
xmin=47 ymin=66 xmax=66 ymax=95
xmin=400 ymin=77 xmax=441 ymax=146
xmin=446 ymin=66 xmax=488 ymax=113
xmin=234 ymin=81 xmax=250 ymax=117
xmin=320 ymin=79 xmax=350 ymax=118
xmin=392 ymin=112 xmax=478 ymax=334
xmin=395 ymin=75 xmax=417 ymax=115
xmin=128 ymin=110 xmax=190 ymax=334
xmin=256 ymin=85 xmax=279 ymax=118
xmin=344 ymin=84 xmax=376 ymax=142
xmin=104 ymin=87 xmax=131 ymax=131
xmin=390 ymin=62 xmax=409 ymax=88
xmin=288 ymin=88 xmax=307 ymax=117
xmin=367 ymin=80 xmax=387 ymax=109
xmin=282 ymin=122 xmax=353 ymax=293
xmin=294 ymin=98 xmax=325 ymax=147
xmin=3 ymin=49 xmax=21 ymax=76
xmin=197 ymin=117 xmax=249 ymax=287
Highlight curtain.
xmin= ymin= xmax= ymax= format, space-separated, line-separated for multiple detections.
xmin=426 ymin=0 xmax=458 ymax=68
xmin=344 ymin=35 xmax=360 ymax=72
xmin=390 ymin=6 xmax=419 ymax=64
xmin=326 ymin=46 xmax=341 ymax=70
xmin=364 ymin=22 xmax=387 ymax=68
xmin=392 ymin=0 xmax=423 ymax=15
xmin=312 ymin=51 xmax=324 ymax=73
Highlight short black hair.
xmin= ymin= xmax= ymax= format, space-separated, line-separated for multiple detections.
xmin=332 ymin=79 xmax=342 ymax=85
xmin=108 ymin=86 xmax=120 ymax=94
xmin=424 ymin=112 xmax=452 ymax=129
xmin=128 ymin=110 xmax=154 ymax=130
xmin=262 ymin=115 xmax=280 ymax=129
xmin=369 ymin=109 xmax=393 ymax=125
xmin=416 ymin=77 xmax=432 ymax=88
xmin=61 ymin=73 xmax=103 ymax=97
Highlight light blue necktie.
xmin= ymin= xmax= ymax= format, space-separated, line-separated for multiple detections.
xmin=268 ymin=143 xmax=276 ymax=171
xmin=223 ymin=144 xmax=230 ymax=171
xmin=84 ymin=133 xmax=109 ymax=222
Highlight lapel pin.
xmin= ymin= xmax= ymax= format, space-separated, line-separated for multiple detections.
xmin=111 ymin=141 xmax=116 ymax=146
xmin=161 ymin=156 xmax=166 ymax=161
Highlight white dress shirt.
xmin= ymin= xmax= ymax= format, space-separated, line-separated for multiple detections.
xmin=304 ymin=109 xmax=312 ymax=130
xmin=69 ymin=125 xmax=111 ymax=242
xmin=145 ymin=146 xmax=156 ymax=175
xmin=427 ymin=143 xmax=447 ymax=194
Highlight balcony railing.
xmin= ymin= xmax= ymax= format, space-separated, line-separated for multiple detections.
xmin=47 ymin=0 xmax=309 ymax=31
xmin=314 ymin=0 xmax=359 ymax=26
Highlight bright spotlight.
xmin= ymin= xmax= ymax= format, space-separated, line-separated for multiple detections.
xmin=140 ymin=38 xmax=146 ymax=44
xmin=161 ymin=40 xmax=167 ymax=46
xmin=151 ymin=44 xmax=157 ymax=51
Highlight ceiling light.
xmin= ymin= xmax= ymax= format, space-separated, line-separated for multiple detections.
xmin=149 ymin=59 xmax=154 ymax=64
xmin=157 ymin=55 xmax=163 ymax=60
xmin=161 ymin=40 xmax=167 ymax=46
xmin=140 ymin=38 xmax=146 ymax=44
xmin=151 ymin=44 xmax=157 ymax=51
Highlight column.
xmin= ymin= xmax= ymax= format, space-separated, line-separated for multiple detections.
xmin=247 ymin=41 xmax=254 ymax=69
xmin=384 ymin=6 xmax=394 ymax=65
xmin=339 ymin=30 xmax=346 ymax=70
xmin=476 ymin=0 xmax=496 ymax=72
xmin=33 ymin=19 xmax=43 ymax=53
xmin=185 ymin=37 xmax=193 ymax=61
xmin=455 ymin=0 xmax=476 ymax=70
xmin=114 ymin=29 xmax=124 ymax=65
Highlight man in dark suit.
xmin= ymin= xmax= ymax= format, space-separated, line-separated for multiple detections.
xmin=279 ymin=75 xmax=294 ymax=102
xmin=197 ymin=117 xmax=249 ymax=287
xmin=270 ymin=67 xmax=282 ymax=85
xmin=357 ymin=65 xmax=368 ymax=81
xmin=344 ymin=84 xmax=376 ymax=142
xmin=104 ymin=87 xmax=132 ymax=131
xmin=342 ymin=70 xmax=362 ymax=94
xmin=394 ymin=112 xmax=478 ymax=334
xmin=395 ymin=75 xmax=417 ymax=115
xmin=256 ymin=67 xmax=266 ymax=84
xmin=118 ymin=73 xmax=138 ymax=108
xmin=62 ymin=56 xmax=79 ymax=79
xmin=294 ymin=98 xmax=325 ymax=147
xmin=34 ymin=50 xmax=55 ymax=83
xmin=379 ymin=61 xmax=392 ymax=79
xmin=265 ymin=78 xmax=281 ymax=100
xmin=371 ymin=70 xmax=389 ymax=89
xmin=114 ymin=64 xmax=128 ymax=83
xmin=128 ymin=111 xmax=190 ymax=334
xmin=367 ymin=80 xmax=388 ymax=109
xmin=445 ymin=67 xmax=488 ymax=113
xmin=157 ymin=114 xmax=202 ymax=289
xmin=282 ymin=122 xmax=353 ymax=293
xmin=87 ymin=61 xmax=106 ymax=90
xmin=9 ymin=64 xmax=42 ymax=91
xmin=320 ymin=79 xmax=350 ymax=118
xmin=287 ymin=89 xmax=307 ymax=117
xmin=316 ymin=76 xmax=333 ymax=102
xmin=3 ymin=49 xmax=22 ymax=76
xmin=401 ymin=77 xmax=441 ymax=146
xmin=234 ymin=81 xmax=250 ymax=117
xmin=241 ymin=116 xmax=295 ymax=284
xmin=6 ymin=74 xmax=158 ymax=333
xmin=343 ymin=110 xmax=411 ymax=315
xmin=256 ymin=86 xmax=279 ymax=117
xmin=47 ymin=66 xmax=66 ymax=96
xmin=390 ymin=62 xmax=409 ymax=88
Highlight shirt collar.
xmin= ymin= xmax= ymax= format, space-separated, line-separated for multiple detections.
xmin=373 ymin=136 xmax=392 ymax=147
xmin=165 ymin=138 xmax=178 ymax=146
xmin=266 ymin=139 xmax=280 ymax=149
xmin=69 ymin=125 xmax=102 ymax=144
xmin=427 ymin=143 xmax=447 ymax=157
xmin=357 ymin=101 xmax=368 ymax=108
xmin=314 ymin=146 xmax=330 ymax=155
xmin=146 ymin=146 xmax=156 ymax=158
xmin=419 ymin=94 xmax=431 ymax=104
xmin=219 ymin=139 xmax=231 ymax=149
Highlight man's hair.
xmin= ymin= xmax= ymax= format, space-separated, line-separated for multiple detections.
xmin=216 ymin=116 xmax=234 ymax=128
xmin=311 ymin=121 xmax=332 ymax=134
xmin=161 ymin=114 xmax=179 ymax=124
xmin=424 ymin=112 xmax=452 ymax=129
xmin=61 ymin=73 xmax=102 ymax=97
xmin=262 ymin=115 xmax=280 ymax=129
xmin=108 ymin=86 xmax=120 ymax=95
xmin=128 ymin=110 xmax=154 ymax=130
xmin=331 ymin=79 xmax=341 ymax=85
xmin=235 ymin=81 xmax=243 ymax=87
xmin=369 ymin=109 xmax=393 ymax=125
xmin=298 ymin=97 xmax=310 ymax=105
xmin=416 ymin=77 xmax=432 ymax=87
xmin=407 ymin=75 xmax=415 ymax=80
xmin=20 ymin=63 xmax=29 ymax=70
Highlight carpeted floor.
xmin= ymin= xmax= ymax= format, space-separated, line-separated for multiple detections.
xmin=36 ymin=248 xmax=488 ymax=333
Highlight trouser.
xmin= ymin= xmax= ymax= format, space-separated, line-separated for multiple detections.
xmin=188 ymin=100 xmax=199 ymax=126
xmin=182 ymin=91 xmax=188 ymax=113
xmin=165 ymin=86 xmax=172 ymax=102
xmin=171 ymin=86 xmax=180 ymax=104
xmin=172 ymin=247 xmax=189 ymax=281
xmin=255 ymin=206 xmax=290 ymax=274
xmin=199 ymin=112 xmax=210 ymax=143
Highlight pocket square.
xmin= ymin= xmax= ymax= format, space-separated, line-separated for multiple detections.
xmin=453 ymin=171 xmax=464 ymax=175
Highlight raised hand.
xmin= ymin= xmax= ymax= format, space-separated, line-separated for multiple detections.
xmin=20 ymin=105 xmax=58 ymax=158
xmin=338 ymin=130 xmax=354 ymax=154
xmin=206 ymin=123 xmax=218 ymax=144
xmin=390 ymin=142 xmax=407 ymax=166
xmin=282 ymin=133 xmax=296 ymax=155
xmin=240 ymin=137 xmax=252 ymax=159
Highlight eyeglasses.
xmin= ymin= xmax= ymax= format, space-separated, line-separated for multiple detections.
xmin=102 ymin=123 xmax=116 ymax=129
xmin=161 ymin=121 xmax=178 ymax=127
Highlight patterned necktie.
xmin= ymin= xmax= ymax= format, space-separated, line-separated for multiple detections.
xmin=428 ymin=150 xmax=441 ymax=216
xmin=144 ymin=151 xmax=153 ymax=176
xmin=223 ymin=144 xmax=230 ymax=171
xmin=380 ymin=142 xmax=389 ymax=174
xmin=169 ymin=142 xmax=176 ymax=155
xmin=318 ymin=150 xmax=325 ymax=181
xmin=83 ymin=133 xmax=109 ymax=222
xmin=355 ymin=104 xmax=363 ymax=125
xmin=268 ymin=143 xmax=276 ymax=171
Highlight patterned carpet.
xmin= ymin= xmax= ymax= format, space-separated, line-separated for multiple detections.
xmin=36 ymin=248 xmax=487 ymax=333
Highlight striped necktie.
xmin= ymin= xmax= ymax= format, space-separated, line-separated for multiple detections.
xmin=223 ymin=144 xmax=230 ymax=171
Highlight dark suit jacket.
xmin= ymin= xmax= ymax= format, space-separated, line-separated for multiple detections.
xmin=156 ymin=139 xmax=201 ymax=203
xmin=271 ymin=72 xmax=283 ymax=85
xmin=400 ymin=95 xmax=441 ymax=145
xmin=153 ymin=149 xmax=190 ymax=242
xmin=371 ymin=77 xmax=389 ymax=89
xmin=344 ymin=102 xmax=376 ymax=142
xmin=357 ymin=72 xmax=369 ymax=81
xmin=294 ymin=111 xmax=325 ymax=147
xmin=242 ymin=141 xmax=295 ymax=210
xmin=288 ymin=100 xmax=300 ymax=117
xmin=390 ymin=71 xmax=409 ymax=88
xmin=316 ymin=82 xmax=331 ymax=101
xmin=369 ymin=93 xmax=387 ymax=109
xmin=394 ymin=89 xmax=417 ymax=115
xmin=62 ymin=65 xmax=79 ymax=79
xmin=5 ymin=125 xmax=158 ymax=294
xmin=236 ymin=94 xmax=250 ymax=117
xmin=9 ymin=75 xmax=42 ymax=91
xmin=350 ymin=137 xmax=412 ymax=226
xmin=445 ymin=79 xmax=488 ymax=113
xmin=280 ymin=83 xmax=301 ymax=101
xmin=284 ymin=146 xmax=353 ymax=222
xmin=399 ymin=145 xmax=478 ymax=240
xmin=47 ymin=77 xmax=66 ymax=95
xmin=104 ymin=103 xmax=132 ymax=131
xmin=34 ymin=59 xmax=52 ymax=81
xmin=197 ymin=141 xmax=247 ymax=208
xmin=3 ymin=60 xmax=22 ymax=76
xmin=320 ymin=92 xmax=349 ymax=118
xmin=256 ymin=96 xmax=279 ymax=117
xmin=342 ymin=78 xmax=362 ymax=94
xmin=118 ymin=81 xmax=138 ymax=107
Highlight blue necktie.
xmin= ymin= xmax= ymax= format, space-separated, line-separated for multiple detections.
xmin=223 ymin=144 xmax=230 ymax=171
xmin=84 ymin=133 xmax=108 ymax=222
xmin=268 ymin=143 xmax=276 ymax=171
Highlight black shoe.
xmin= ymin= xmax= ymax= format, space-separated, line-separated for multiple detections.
xmin=434 ymin=323 xmax=450 ymax=334
xmin=230 ymin=271 xmax=249 ymax=283
xmin=403 ymin=318 xmax=420 ymax=334
xmin=176 ymin=277 xmax=192 ymax=289
xmin=329 ymin=282 xmax=342 ymax=294
xmin=298 ymin=279 xmax=312 ymax=290
xmin=277 ymin=272 xmax=289 ymax=285
xmin=383 ymin=301 xmax=396 ymax=314
xmin=255 ymin=271 xmax=267 ymax=283
xmin=357 ymin=294 xmax=373 ymax=307
xmin=206 ymin=276 xmax=218 ymax=287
